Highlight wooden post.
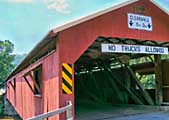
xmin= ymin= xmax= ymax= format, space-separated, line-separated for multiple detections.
xmin=127 ymin=66 xmax=154 ymax=105
xmin=103 ymin=65 xmax=144 ymax=105
xmin=124 ymin=67 xmax=131 ymax=104
xmin=29 ymin=72 xmax=41 ymax=94
xmin=154 ymin=55 xmax=163 ymax=105
xmin=23 ymin=75 xmax=34 ymax=93
xmin=113 ymin=58 xmax=154 ymax=105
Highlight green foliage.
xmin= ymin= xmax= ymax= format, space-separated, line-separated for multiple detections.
xmin=130 ymin=55 xmax=169 ymax=89
xmin=129 ymin=55 xmax=153 ymax=65
xmin=0 ymin=40 xmax=15 ymax=88
xmin=0 ymin=94 xmax=4 ymax=115
xmin=139 ymin=74 xmax=155 ymax=89
xmin=129 ymin=56 xmax=154 ymax=89
xmin=161 ymin=54 xmax=169 ymax=60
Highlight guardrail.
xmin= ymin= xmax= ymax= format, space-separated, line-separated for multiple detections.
xmin=27 ymin=101 xmax=73 ymax=120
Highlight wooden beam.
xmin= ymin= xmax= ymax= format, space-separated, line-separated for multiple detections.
xmin=29 ymin=72 xmax=41 ymax=94
xmin=24 ymin=71 xmax=31 ymax=77
xmin=135 ymin=67 xmax=155 ymax=75
xmin=126 ymin=66 xmax=154 ymax=105
xmin=103 ymin=65 xmax=144 ymax=105
xmin=125 ymin=67 xmax=131 ymax=104
xmin=131 ymin=61 xmax=155 ymax=75
xmin=7 ymin=84 xmax=10 ymax=89
xmin=162 ymin=86 xmax=169 ymax=88
xmin=116 ymin=57 xmax=154 ymax=105
xmin=23 ymin=76 xmax=34 ymax=93
xmin=154 ymin=55 xmax=163 ymax=105
xmin=9 ymin=81 xmax=14 ymax=90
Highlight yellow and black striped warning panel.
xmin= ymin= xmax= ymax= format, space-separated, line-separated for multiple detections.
xmin=62 ymin=63 xmax=72 ymax=95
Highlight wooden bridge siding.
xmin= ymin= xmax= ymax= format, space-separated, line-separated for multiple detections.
xmin=21 ymin=74 xmax=35 ymax=119
xmin=42 ymin=50 xmax=60 ymax=120
xmin=10 ymin=80 xmax=15 ymax=107
xmin=6 ymin=51 xmax=60 ymax=120
xmin=6 ymin=77 xmax=16 ymax=111
xmin=6 ymin=75 xmax=24 ymax=118
xmin=58 ymin=0 xmax=169 ymax=120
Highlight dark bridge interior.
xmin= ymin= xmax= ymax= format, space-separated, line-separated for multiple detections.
xmin=74 ymin=37 xmax=169 ymax=119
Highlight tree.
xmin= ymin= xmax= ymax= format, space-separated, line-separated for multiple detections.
xmin=0 ymin=40 xmax=15 ymax=88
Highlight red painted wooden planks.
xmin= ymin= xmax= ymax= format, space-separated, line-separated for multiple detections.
xmin=6 ymin=51 xmax=60 ymax=120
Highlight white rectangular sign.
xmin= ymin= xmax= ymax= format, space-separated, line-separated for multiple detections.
xmin=128 ymin=13 xmax=152 ymax=31
xmin=101 ymin=44 xmax=168 ymax=55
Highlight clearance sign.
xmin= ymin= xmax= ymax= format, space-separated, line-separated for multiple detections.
xmin=128 ymin=13 xmax=152 ymax=31
xmin=101 ymin=44 xmax=168 ymax=55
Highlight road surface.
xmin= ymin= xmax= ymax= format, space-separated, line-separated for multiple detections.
xmin=75 ymin=103 xmax=169 ymax=120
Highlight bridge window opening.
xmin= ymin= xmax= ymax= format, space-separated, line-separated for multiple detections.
xmin=33 ymin=65 xmax=42 ymax=95
xmin=74 ymin=37 xmax=169 ymax=119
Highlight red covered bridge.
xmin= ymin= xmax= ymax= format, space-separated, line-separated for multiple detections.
xmin=6 ymin=0 xmax=169 ymax=119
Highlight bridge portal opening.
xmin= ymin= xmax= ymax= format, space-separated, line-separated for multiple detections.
xmin=74 ymin=37 xmax=169 ymax=119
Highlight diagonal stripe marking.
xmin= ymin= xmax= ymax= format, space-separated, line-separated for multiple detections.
xmin=62 ymin=83 xmax=72 ymax=94
xmin=63 ymin=63 xmax=72 ymax=74
xmin=62 ymin=71 xmax=72 ymax=86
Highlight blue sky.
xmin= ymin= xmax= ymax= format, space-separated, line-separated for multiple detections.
xmin=0 ymin=0 xmax=169 ymax=54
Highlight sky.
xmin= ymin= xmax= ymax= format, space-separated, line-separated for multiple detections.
xmin=0 ymin=0 xmax=169 ymax=54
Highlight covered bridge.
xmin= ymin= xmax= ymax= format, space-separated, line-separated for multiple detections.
xmin=6 ymin=0 xmax=169 ymax=120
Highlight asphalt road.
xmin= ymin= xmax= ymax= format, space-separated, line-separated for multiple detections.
xmin=102 ymin=112 xmax=169 ymax=120
xmin=77 ymin=112 xmax=169 ymax=120
xmin=75 ymin=103 xmax=169 ymax=120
